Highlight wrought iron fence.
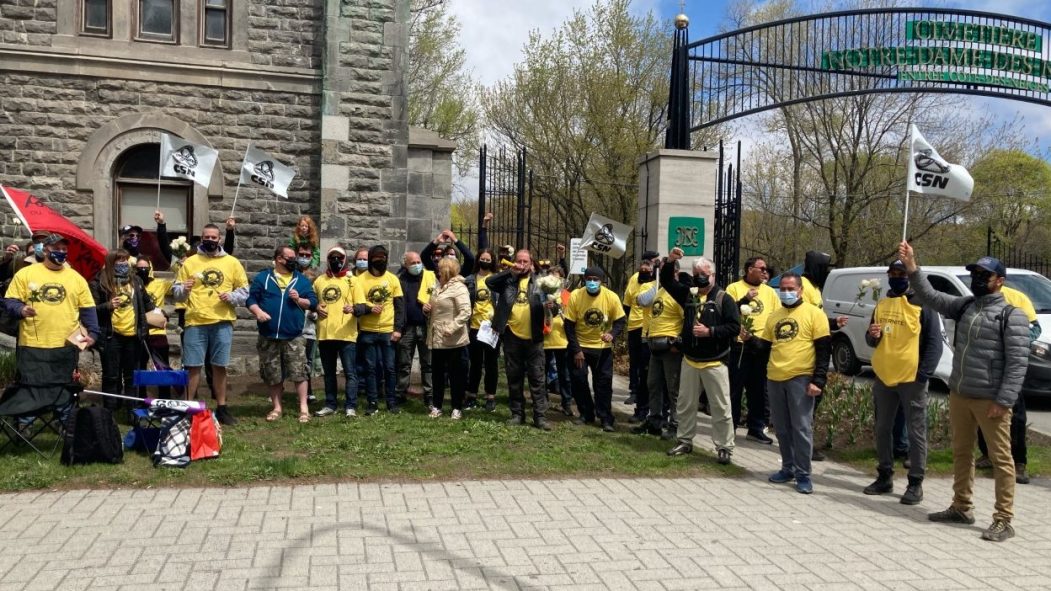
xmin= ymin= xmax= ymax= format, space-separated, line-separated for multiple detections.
xmin=987 ymin=227 xmax=1051 ymax=278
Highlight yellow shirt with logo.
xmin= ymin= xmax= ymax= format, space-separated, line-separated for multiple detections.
xmin=354 ymin=271 xmax=403 ymax=333
xmin=471 ymin=273 xmax=494 ymax=330
xmin=871 ymin=295 xmax=922 ymax=387
xmin=144 ymin=278 xmax=172 ymax=337
xmin=647 ymin=288 xmax=684 ymax=339
xmin=416 ymin=269 xmax=437 ymax=305
xmin=622 ymin=272 xmax=654 ymax=332
xmin=761 ymin=302 xmax=831 ymax=382
xmin=8 ymin=263 xmax=95 ymax=348
xmin=801 ymin=276 xmax=823 ymax=309
xmin=507 ymin=276 xmax=533 ymax=340
xmin=111 ymin=283 xmax=136 ymax=337
xmin=175 ymin=254 xmax=248 ymax=327
xmin=565 ymin=286 xmax=626 ymax=350
xmin=727 ymin=279 xmax=781 ymax=341
xmin=314 ymin=274 xmax=359 ymax=342
xmin=544 ymin=312 xmax=568 ymax=350
xmin=1001 ymin=285 xmax=1038 ymax=323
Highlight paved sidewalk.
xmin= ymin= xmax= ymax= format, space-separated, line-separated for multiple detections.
xmin=1 ymin=380 xmax=1049 ymax=590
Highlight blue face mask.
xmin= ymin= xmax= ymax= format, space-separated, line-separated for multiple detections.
xmin=585 ymin=280 xmax=601 ymax=294
xmin=114 ymin=262 xmax=130 ymax=277
xmin=355 ymin=259 xmax=369 ymax=271
xmin=408 ymin=263 xmax=423 ymax=276
xmin=778 ymin=290 xmax=799 ymax=306
xmin=888 ymin=277 xmax=909 ymax=294
xmin=33 ymin=242 xmax=44 ymax=260
xmin=47 ymin=250 xmax=67 ymax=265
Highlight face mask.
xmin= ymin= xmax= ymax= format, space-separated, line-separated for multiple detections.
xmin=355 ymin=259 xmax=369 ymax=271
xmin=638 ymin=271 xmax=653 ymax=283
xmin=33 ymin=242 xmax=44 ymax=260
xmin=408 ymin=263 xmax=423 ymax=276
xmin=47 ymin=250 xmax=67 ymax=265
xmin=779 ymin=290 xmax=799 ymax=306
xmin=329 ymin=259 xmax=345 ymax=273
xmin=370 ymin=259 xmax=388 ymax=274
xmin=971 ymin=275 xmax=992 ymax=298
xmin=136 ymin=268 xmax=151 ymax=282
xmin=275 ymin=258 xmax=291 ymax=272
xmin=123 ymin=237 xmax=140 ymax=250
xmin=585 ymin=280 xmax=601 ymax=294
xmin=114 ymin=262 xmax=130 ymax=277
xmin=296 ymin=256 xmax=311 ymax=269
xmin=888 ymin=277 xmax=909 ymax=294
xmin=478 ymin=260 xmax=493 ymax=271
xmin=694 ymin=274 xmax=711 ymax=288
xmin=200 ymin=239 xmax=220 ymax=253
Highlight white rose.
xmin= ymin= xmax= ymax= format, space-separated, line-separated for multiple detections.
xmin=27 ymin=282 xmax=38 ymax=291
xmin=860 ymin=279 xmax=872 ymax=289
xmin=740 ymin=304 xmax=753 ymax=316
xmin=870 ymin=278 xmax=881 ymax=288
xmin=689 ymin=287 xmax=699 ymax=296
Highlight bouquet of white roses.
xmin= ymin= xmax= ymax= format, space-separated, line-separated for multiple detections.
xmin=537 ymin=274 xmax=564 ymax=331
xmin=170 ymin=236 xmax=191 ymax=259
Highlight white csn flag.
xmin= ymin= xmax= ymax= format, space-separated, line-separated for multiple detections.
xmin=907 ymin=124 xmax=974 ymax=201
xmin=240 ymin=144 xmax=296 ymax=198
xmin=580 ymin=213 xmax=633 ymax=258
xmin=159 ymin=133 xmax=218 ymax=188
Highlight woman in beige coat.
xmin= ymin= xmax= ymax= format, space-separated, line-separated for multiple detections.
xmin=424 ymin=257 xmax=472 ymax=418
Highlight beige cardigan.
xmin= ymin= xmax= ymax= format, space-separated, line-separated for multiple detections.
xmin=427 ymin=275 xmax=471 ymax=349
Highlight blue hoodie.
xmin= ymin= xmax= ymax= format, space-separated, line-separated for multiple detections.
xmin=246 ymin=267 xmax=318 ymax=340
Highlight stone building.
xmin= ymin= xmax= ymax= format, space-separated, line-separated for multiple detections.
xmin=0 ymin=0 xmax=454 ymax=370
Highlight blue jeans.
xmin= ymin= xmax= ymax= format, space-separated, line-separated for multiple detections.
xmin=359 ymin=331 xmax=396 ymax=407
xmin=319 ymin=340 xmax=358 ymax=410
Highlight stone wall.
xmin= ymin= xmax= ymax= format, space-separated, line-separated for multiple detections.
xmin=248 ymin=0 xmax=323 ymax=69
xmin=0 ymin=0 xmax=56 ymax=46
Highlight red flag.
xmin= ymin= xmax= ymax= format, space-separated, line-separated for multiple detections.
xmin=1 ymin=185 xmax=107 ymax=280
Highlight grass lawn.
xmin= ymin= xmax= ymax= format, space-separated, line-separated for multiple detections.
xmin=0 ymin=388 xmax=742 ymax=492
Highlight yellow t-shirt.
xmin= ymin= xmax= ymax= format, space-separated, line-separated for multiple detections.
xmin=273 ymin=271 xmax=292 ymax=290
xmin=175 ymin=254 xmax=248 ymax=326
xmin=471 ymin=273 xmax=494 ymax=330
xmin=727 ymin=279 xmax=781 ymax=341
xmin=416 ymin=270 xmax=437 ymax=305
xmin=647 ymin=288 xmax=684 ymax=339
xmin=354 ymin=271 xmax=403 ymax=334
xmin=111 ymin=283 xmax=136 ymax=337
xmin=507 ymin=276 xmax=533 ymax=340
xmin=761 ymin=302 xmax=831 ymax=382
xmin=145 ymin=278 xmax=172 ymax=337
xmin=1001 ymin=285 xmax=1038 ymax=323
xmin=622 ymin=272 xmax=654 ymax=332
xmin=801 ymin=276 xmax=823 ymax=309
xmin=871 ymin=295 xmax=922 ymax=387
xmin=314 ymin=274 xmax=359 ymax=342
xmin=565 ymin=286 xmax=626 ymax=350
xmin=7 ymin=263 xmax=95 ymax=348
xmin=544 ymin=312 xmax=568 ymax=349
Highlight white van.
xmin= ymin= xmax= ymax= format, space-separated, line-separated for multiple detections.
xmin=822 ymin=266 xmax=1051 ymax=399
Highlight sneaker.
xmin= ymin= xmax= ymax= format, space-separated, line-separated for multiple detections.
xmin=631 ymin=422 xmax=661 ymax=436
xmin=1016 ymin=463 xmax=1030 ymax=485
xmin=387 ymin=405 xmax=401 ymax=415
xmin=975 ymin=455 xmax=992 ymax=469
xmin=667 ymin=443 xmax=693 ymax=456
xmin=768 ymin=470 xmax=794 ymax=484
xmin=314 ymin=407 xmax=337 ymax=417
xmin=464 ymin=398 xmax=478 ymax=410
xmin=365 ymin=402 xmax=379 ymax=416
xmin=428 ymin=407 xmax=442 ymax=418
xmin=601 ymin=423 xmax=615 ymax=433
xmin=716 ymin=449 xmax=732 ymax=465
xmin=485 ymin=397 xmax=497 ymax=412
xmin=746 ymin=429 xmax=773 ymax=445
xmin=507 ymin=414 xmax=525 ymax=426
xmin=451 ymin=409 xmax=462 ymax=420
xmin=345 ymin=408 xmax=357 ymax=418
xmin=215 ymin=406 xmax=238 ymax=426
xmin=811 ymin=448 xmax=826 ymax=462
xmin=795 ymin=477 xmax=814 ymax=494
xmin=307 ymin=393 xmax=317 ymax=403
xmin=981 ymin=519 xmax=1015 ymax=542
xmin=928 ymin=506 xmax=976 ymax=524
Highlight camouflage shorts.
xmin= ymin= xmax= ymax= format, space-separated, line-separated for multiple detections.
xmin=257 ymin=335 xmax=308 ymax=386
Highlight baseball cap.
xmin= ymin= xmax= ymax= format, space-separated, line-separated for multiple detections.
xmin=641 ymin=250 xmax=660 ymax=261
xmin=966 ymin=256 xmax=1006 ymax=278
xmin=43 ymin=233 xmax=68 ymax=246
xmin=119 ymin=224 xmax=143 ymax=236
xmin=327 ymin=246 xmax=347 ymax=258
xmin=584 ymin=266 xmax=606 ymax=281
xmin=887 ymin=260 xmax=907 ymax=272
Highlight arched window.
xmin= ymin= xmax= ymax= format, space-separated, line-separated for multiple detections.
xmin=114 ymin=143 xmax=192 ymax=271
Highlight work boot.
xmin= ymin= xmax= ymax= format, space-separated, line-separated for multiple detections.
xmin=631 ymin=421 xmax=661 ymax=436
xmin=215 ymin=405 xmax=237 ymax=426
xmin=507 ymin=414 xmax=525 ymax=426
xmin=533 ymin=417 xmax=552 ymax=431
xmin=1016 ymin=463 xmax=1030 ymax=485
xmin=901 ymin=475 xmax=924 ymax=505
xmin=928 ymin=506 xmax=975 ymax=524
xmin=981 ymin=519 xmax=1015 ymax=542
xmin=863 ymin=468 xmax=894 ymax=495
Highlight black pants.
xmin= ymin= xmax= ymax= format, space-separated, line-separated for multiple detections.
xmin=468 ymin=328 xmax=500 ymax=396
xmin=141 ymin=334 xmax=172 ymax=398
xmin=546 ymin=348 xmax=573 ymax=408
xmin=728 ymin=343 xmax=770 ymax=431
xmin=627 ymin=328 xmax=650 ymax=417
xmin=503 ymin=333 xmax=548 ymax=419
xmin=101 ymin=333 xmax=140 ymax=409
xmin=432 ymin=346 xmax=468 ymax=412
xmin=978 ymin=393 xmax=1027 ymax=464
xmin=571 ymin=347 xmax=614 ymax=425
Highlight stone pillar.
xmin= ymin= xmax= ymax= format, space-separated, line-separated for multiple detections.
xmin=406 ymin=126 xmax=456 ymax=253
xmin=636 ymin=149 xmax=718 ymax=260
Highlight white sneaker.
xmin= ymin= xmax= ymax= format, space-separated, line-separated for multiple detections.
xmin=314 ymin=407 xmax=336 ymax=417
xmin=345 ymin=409 xmax=357 ymax=418
xmin=428 ymin=407 xmax=442 ymax=418
xmin=451 ymin=409 xmax=462 ymax=420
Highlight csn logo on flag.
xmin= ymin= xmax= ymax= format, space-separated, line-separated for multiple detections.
xmin=580 ymin=213 xmax=632 ymax=259
xmin=240 ymin=144 xmax=296 ymax=198
xmin=906 ymin=125 xmax=973 ymax=201
xmin=160 ymin=133 xmax=218 ymax=189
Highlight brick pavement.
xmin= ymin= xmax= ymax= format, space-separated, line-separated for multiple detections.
xmin=1 ymin=378 xmax=1049 ymax=591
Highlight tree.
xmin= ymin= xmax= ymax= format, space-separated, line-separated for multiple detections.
xmin=968 ymin=149 xmax=1051 ymax=247
xmin=408 ymin=0 xmax=480 ymax=174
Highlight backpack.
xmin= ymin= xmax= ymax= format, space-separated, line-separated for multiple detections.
xmin=61 ymin=406 xmax=124 ymax=465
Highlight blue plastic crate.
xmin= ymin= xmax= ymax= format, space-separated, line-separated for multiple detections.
xmin=133 ymin=370 xmax=188 ymax=387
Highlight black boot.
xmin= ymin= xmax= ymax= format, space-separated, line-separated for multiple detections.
xmin=424 ymin=394 xmax=433 ymax=409
xmin=1016 ymin=463 xmax=1030 ymax=485
xmin=901 ymin=475 xmax=924 ymax=505
xmin=863 ymin=468 xmax=894 ymax=495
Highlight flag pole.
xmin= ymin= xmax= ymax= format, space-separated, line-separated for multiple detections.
xmin=229 ymin=143 xmax=250 ymax=219
xmin=156 ymin=134 xmax=165 ymax=211
xmin=902 ymin=189 xmax=910 ymax=243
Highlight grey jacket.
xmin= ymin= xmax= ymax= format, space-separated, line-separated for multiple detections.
xmin=908 ymin=269 xmax=1030 ymax=406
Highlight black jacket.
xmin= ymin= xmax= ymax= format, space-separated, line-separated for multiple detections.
xmin=486 ymin=269 xmax=545 ymax=344
xmin=89 ymin=276 xmax=156 ymax=341
xmin=422 ymin=239 xmax=476 ymax=274
xmin=395 ymin=269 xmax=428 ymax=330
xmin=660 ymin=260 xmax=740 ymax=362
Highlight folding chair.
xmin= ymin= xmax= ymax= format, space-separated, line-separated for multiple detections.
xmin=0 ymin=346 xmax=81 ymax=459
xmin=125 ymin=369 xmax=188 ymax=454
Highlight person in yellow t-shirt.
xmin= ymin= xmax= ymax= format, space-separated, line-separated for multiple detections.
xmin=134 ymin=255 xmax=175 ymax=398
xmin=486 ymin=249 xmax=551 ymax=429
xmin=90 ymin=248 xmax=157 ymax=411
xmin=466 ymin=246 xmax=500 ymax=411
xmin=862 ymin=260 xmax=942 ymax=504
xmin=631 ymin=263 xmax=687 ymax=440
xmin=564 ymin=267 xmax=627 ymax=432
xmin=312 ymin=246 xmax=361 ymax=417
xmin=759 ymin=272 xmax=832 ymax=494
xmin=351 ymin=244 xmax=405 ymax=415
xmin=725 ymin=256 xmax=780 ymax=444
xmin=542 ymin=265 xmax=573 ymax=417
xmin=172 ymin=223 xmax=249 ymax=425
xmin=622 ymin=250 xmax=660 ymax=421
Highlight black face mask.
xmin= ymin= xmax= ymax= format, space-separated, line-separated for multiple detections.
xmin=200 ymin=239 xmax=220 ymax=253
xmin=329 ymin=259 xmax=345 ymax=273
xmin=123 ymin=238 xmax=140 ymax=255
xmin=971 ymin=275 xmax=993 ymax=298
xmin=694 ymin=274 xmax=711 ymax=288
xmin=478 ymin=260 xmax=493 ymax=271
xmin=136 ymin=268 xmax=151 ymax=283
xmin=638 ymin=271 xmax=653 ymax=283
xmin=370 ymin=259 xmax=388 ymax=274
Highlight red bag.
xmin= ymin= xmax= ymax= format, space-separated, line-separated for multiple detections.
xmin=190 ymin=410 xmax=222 ymax=461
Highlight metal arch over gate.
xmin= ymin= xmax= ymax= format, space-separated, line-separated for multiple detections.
xmin=666 ymin=7 xmax=1051 ymax=145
